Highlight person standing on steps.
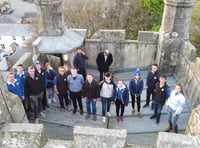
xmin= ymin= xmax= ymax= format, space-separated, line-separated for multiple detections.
xmin=96 ymin=49 xmax=113 ymax=81
xmin=149 ymin=75 xmax=170 ymax=124
xmin=24 ymin=66 xmax=46 ymax=123
xmin=73 ymin=47 xmax=88 ymax=81
xmin=34 ymin=60 xmax=49 ymax=111
xmin=45 ymin=62 xmax=57 ymax=105
xmin=67 ymin=67 xmax=84 ymax=115
xmin=99 ymin=72 xmax=116 ymax=123
xmin=143 ymin=64 xmax=159 ymax=109
xmin=129 ymin=68 xmax=144 ymax=118
xmin=54 ymin=66 xmax=70 ymax=111
xmin=82 ymin=73 xmax=100 ymax=121
xmin=164 ymin=83 xmax=185 ymax=133
xmin=115 ymin=80 xmax=129 ymax=122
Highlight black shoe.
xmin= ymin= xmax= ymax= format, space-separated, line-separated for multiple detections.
xmin=150 ymin=115 xmax=155 ymax=119
xmin=143 ymin=104 xmax=149 ymax=108
xmin=80 ymin=110 xmax=83 ymax=115
xmin=73 ymin=109 xmax=77 ymax=114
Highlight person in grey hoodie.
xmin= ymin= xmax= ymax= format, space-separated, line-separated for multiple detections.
xmin=99 ymin=72 xmax=116 ymax=123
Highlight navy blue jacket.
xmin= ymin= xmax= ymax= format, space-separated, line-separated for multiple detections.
xmin=129 ymin=78 xmax=144 ymax=96
xmin=115 ymin=84 xmax=129 ymax=106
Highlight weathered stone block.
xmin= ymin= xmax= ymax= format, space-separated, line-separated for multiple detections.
xmin=186 ymin=105 xmax=200 ymax=136
xmin=74 ymin=126 xmax=127 ymax=148
xmin=157 ymin=132 xmax=200 ymax=148
xmin=1 ymin=123 xmax=47 ymax=148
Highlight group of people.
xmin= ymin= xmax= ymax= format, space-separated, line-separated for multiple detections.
xmin=6 ymin=48 xmax=186 ymax=133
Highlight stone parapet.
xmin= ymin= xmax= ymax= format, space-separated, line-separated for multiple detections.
xmin=74 ymin=126 xmax=127 ymax=148
xmin=1 ymin=123 xmax=47 ymax=148
xmin=157 ymin=132 xmax=200 ymax=148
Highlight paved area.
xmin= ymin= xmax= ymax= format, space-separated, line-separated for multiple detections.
xmin=35 ymin=69 xmax=191 ymax=145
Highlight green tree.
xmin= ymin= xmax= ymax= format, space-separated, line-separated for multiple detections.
xmin=190 ymin=0 xmax=200 ymax=56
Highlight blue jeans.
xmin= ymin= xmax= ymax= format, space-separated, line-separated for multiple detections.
xmin=153 ymin=100 xmax=163 ymax=123
xmin=101 ymin=97 xmax=112 ymax=116
xmin=86 ymin=98 xmax=96 ymax=115
xmin=47 ymin=88 xmax=54 ymax=99
xmin=167 ymin=106 xmax=180 ymax=126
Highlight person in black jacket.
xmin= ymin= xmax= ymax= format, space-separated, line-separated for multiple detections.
xmin=82 ymin=73 xmax=100 ymax=121
xmin=54 ymin=66 xmax=70 ymax=111
xmin=143 ymin=64 xmax=160 ymax=109
xmin=96 ymin=49 xmax=113 ymax=81
xmin=34 ymin=60 xmax=49 ymax=111
xmin=24 ymin=66 xmax=46 ymax=123
xmin=150 ymin=75 xmax=170 ymax=124
xmin=73 ymin=48 xmax=88 ymax=80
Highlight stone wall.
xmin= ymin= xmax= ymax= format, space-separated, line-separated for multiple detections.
xmin=68 ymin=30 xmax=158 ymax=71
xmin=175 ymin=41 xmax=200 ymax=108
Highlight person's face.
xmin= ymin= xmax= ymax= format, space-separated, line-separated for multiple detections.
xmin=77 ymin=49 xmax=82 ymax=54
xmin=35 ymin=64 xmax=41 ymax=70
xmin=59 ymin=68 xmax=65 ymax=75
xmin=105 ymin=76 xmax=111 ymax=82
xmin=152 ymin=65 xmax=158 ymax=73
xmin=63 ymin=65 xmax=69 ymax=71
xmin=71 ymin=69 xmax=78 ymax=77
xmin=174 ymin=85 xmax=181 ymax=93
xmin=87 ymin=75 xmax=93 ymax=83
xmin=159 ymin=77 xmax=166 ymax=85
xmin=118 ymin=81 xmax=123 ymax=88
xmin=135 ymin=75 xmax=140 ymax=80
xmin=17 ymin=66 xmax=23 ymax=73
xmin=8 ymin=74 xmax=15 ymax=82
xmin=28 ymin=68 xmax=35 ymax=77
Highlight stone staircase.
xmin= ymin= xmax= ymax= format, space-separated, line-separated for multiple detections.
xmin=36 ymin=69 xmax=192 ymax=146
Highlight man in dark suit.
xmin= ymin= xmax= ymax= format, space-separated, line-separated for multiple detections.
xmin=96 ymin=49 xmax=113 ymax=81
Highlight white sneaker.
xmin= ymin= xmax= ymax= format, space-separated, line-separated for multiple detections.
xmin=102 ymin=117 xmax=106 ymax=123
xmin=40 ymin=112 xmax=46 ymax=117
xmin=48 ymin=99 xmax=52 ymax=105
xmin=107 ymin=112 xmax=111 ymax=117
xmin=52 ymin=98 xmax=57 ymax=103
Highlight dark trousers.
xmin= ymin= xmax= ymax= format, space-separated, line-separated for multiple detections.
xmin=70 ymin=91 xmax=83 ymax=111
xmin=78 ymin=69 xmax=86 ymax=81
xmin=29 ymin=92 xmax=43 ymax=118
xmin=99 ymin=71 xmax=104 ymax=81
xmin=146 ymin=88 xmax=155 ymax=105
xmin=115 ymin=99 xmax=125 ymax=117
xmin=131 ymin=94 xmax=141 ymax=112
xmin=42 ymin=89 xmax=48 ymax=110
xmin=57 ymin=92 xmax=69 ymax=108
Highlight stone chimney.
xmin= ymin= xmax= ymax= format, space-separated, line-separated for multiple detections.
xmin=35 ymin=0 xmax=65 ymax=36
xmin=157 ymin=0 xmax=196 ymax=73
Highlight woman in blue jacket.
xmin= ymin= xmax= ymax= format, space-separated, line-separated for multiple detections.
xmin=129 ymin=68 xmax=144 ymax=118
xmin=115 ymin=80 xmax=129 ymax=122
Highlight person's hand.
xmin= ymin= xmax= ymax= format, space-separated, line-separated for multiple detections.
xmin=165 ymin=105 xmax=168 ymax=111
xmin=173 ymin=113 xmax=176 ymax=117
xmin=81 ymin=51 xmax=86 ymax=55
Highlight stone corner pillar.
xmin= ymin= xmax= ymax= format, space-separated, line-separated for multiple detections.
xmin=157 ymin=0 xmax=196 ymax=73
xmin=35 ymin=0 xmax=65 ymax=36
